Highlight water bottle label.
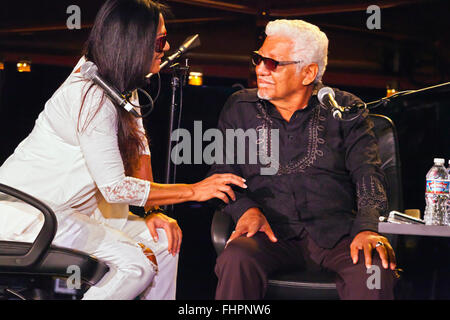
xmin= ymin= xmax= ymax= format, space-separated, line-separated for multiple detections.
xmin=426 ymin=180 xmax=450 ymax=194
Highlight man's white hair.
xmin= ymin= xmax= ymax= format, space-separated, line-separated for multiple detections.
xmin=265 ymin=19 xmax=328 ymax=83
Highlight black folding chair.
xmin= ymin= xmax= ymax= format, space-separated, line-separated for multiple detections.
xmin=0 ymin=183 xmax=109 ymax=300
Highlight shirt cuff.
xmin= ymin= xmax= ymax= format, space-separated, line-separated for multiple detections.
xmin=224 ymin=197 xmax=261 ymax=223
xmin=350 ymin=207 xmax=381 ymax=237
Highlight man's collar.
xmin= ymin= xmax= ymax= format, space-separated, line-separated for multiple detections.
xmin=260 ymin=81 xmax=324 ymax=119
xmin=311 ymin=81 xmax=324 ymax=96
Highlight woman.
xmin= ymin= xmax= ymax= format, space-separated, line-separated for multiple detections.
xmin=0 ymin=0 xmax=245 ymax=299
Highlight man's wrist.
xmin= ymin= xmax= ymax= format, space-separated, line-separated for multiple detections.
xmin=225 ymin=197 xmax=261 ymax=222
xmin=243 ymin=207 xmax=262 ymax=215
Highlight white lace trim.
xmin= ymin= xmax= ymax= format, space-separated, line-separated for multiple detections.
xmin=99 ymin=176 xmax=150 ymax=207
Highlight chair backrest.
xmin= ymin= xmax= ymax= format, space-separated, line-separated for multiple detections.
xmin=369 ymin=114 xmax=404 ymax=213
xmin=0 ymin=183 xmax=57 ymax=268
xmin=211 ymin=206 xmax=234 ymax=255
xmin=0 ymin=184 xmax=110 ymax=290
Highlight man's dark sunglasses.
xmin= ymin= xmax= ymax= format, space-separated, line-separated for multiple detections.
xmin=251 ymin=51 xmax=302 ymax=71
xmin=155 ymin=34 xmax=168 ymax=53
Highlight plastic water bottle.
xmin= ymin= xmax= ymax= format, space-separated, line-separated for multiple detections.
xmin=424 ymin=158 xmax=449 ymax=225
xmin=446 ymin=160 xmax=450 ymax=226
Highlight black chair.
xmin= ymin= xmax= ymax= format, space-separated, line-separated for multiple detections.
xmin=210 ymin=114 xmax=403 ymax=300
xmin=0 ymin=183 xmax=109 ymax=300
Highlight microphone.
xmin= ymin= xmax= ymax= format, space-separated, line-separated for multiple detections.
xmin=80 ymin=61 xmax=140 ymax=117
xmin=145 ymin=34 xmax=201 ymax=78
xmin=317 ymin=87 xmax=345 ymax=120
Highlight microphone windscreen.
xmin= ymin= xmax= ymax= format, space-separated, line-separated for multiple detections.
xmin=182 ymin=34 xmax=201 ymax=51
xmin=80 ymin=61 xmax=98 ymax=80
xmin=317 ymin=86 xmax=335 ymax=104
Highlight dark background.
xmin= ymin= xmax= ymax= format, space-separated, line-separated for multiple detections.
xmin=1 ymin=0 xmax=450 ymax=299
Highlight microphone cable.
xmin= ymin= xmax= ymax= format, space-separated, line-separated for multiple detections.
xmin=126 ymin=72 xmax=162 ymax=118
xmin=329 ymin=100 xmax=368 ymax=122
xmin=327 ymin=90 xmax=416 ymax=122
xmin=336 ymin=89 xmax=414 ymax=122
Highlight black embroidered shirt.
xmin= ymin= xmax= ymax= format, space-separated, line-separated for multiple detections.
xmin=208 ymin=86 xmax=388 ymax=248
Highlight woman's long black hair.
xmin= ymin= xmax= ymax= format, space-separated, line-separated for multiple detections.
xmin=80 ymin=0 xmax=165 ymax=175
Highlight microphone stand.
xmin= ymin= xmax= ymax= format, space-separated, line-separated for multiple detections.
xmin=164 ymin=59 xmax=190 ymax=214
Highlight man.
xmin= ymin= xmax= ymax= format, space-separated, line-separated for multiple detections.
xmin=209 ymin=19 xmax=398 ymax=300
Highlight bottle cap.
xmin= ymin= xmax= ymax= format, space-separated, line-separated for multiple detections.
xmin=434 ymin=158 xmax=445 ymax=165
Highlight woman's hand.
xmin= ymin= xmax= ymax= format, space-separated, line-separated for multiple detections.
xmin=145 ymin=174 xmax=247 ymax=207
xmin=190 ymin=173 xmax=247 ymax=203
xmin=145 ymin=212 xmax=182 ymax=256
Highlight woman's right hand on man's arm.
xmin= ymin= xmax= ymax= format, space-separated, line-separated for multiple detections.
xmin=190 ymin=173 xmax=247 ymax=203
xmin=145 ymin=173 xmax=247 ymax=207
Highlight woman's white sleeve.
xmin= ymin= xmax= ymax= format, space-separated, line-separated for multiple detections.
xmin=132 ymin=91 xmax=151 ymax=156
xmin=77 ymin=99 xmax=150 ymax=207
xmin=99 ymin=176 xmax=150 ymax=207
xmin=136 ymin=116 xmax=151 ymax=156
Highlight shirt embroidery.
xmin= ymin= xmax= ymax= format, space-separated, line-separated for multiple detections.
xmin=356 ymin=176 xmax=388 ymax=212
xmin=255 ymin=103 xmax=279 ymax=171
xmin=255 ymin=101 xmax=326 ymax=175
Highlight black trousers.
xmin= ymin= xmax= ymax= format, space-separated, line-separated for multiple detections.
xmin=215 ymin=229 xmax=398 ymax=300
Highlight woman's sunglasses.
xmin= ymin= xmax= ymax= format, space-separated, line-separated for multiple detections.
xmin=251 ymin=51 xmax=302 ymax=71
xmin=155 ymin=34 xmax=168 ymax=53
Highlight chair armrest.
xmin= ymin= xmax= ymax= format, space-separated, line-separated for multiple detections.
xmin=210 ymin=209 xmax=234 ymax=255
xmin=0 ymin=183 xmax=57 ymax=268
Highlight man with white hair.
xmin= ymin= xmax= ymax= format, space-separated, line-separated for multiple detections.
xmin=209 ymin=19 xmax=399 ymax=300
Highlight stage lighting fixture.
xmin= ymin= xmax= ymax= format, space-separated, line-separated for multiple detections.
xmin=0 ymin=61 xmax=4 ymax=70
xmin=17 ymin=60 xmax=31 ymax=72
xmin=386 ymin=88 xmax=397 ymax=97
xmin=188 ymin=72 xmax=203 ymax=86
xmin=386 ymin=81 xmax=398 ymax=97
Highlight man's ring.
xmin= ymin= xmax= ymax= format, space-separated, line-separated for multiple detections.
xmin=375 ymin=241 xmax=384 ymax=248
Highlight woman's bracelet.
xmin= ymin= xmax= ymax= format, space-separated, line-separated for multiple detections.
xmin=143 ymin=207 xmax=167 ymax=219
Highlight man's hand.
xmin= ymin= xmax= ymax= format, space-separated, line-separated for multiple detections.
xmin=350 ymin=230 xmax=396 ymax=270
xmin=226 ymin=208 xmax=277 ymax=247
xmin=145 ymin=212 xmax=182 ymax=256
